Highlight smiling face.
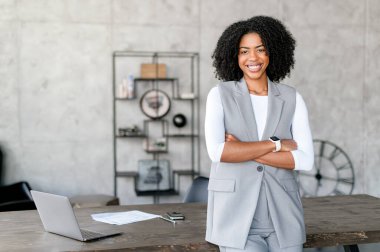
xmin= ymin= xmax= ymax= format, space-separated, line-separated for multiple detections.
xmin=238 ymin=32 xmax=269 ymax=83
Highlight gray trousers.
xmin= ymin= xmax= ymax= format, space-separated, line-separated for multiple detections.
xmin=218 ymin=232 xmax=303 ymax=252
xmin=219 ymin=181 xmax=303 ymax=252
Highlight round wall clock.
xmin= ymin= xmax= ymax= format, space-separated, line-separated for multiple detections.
xmin=140 ymin=89 xmax=171 ymax=119
xmin=297 ymin=139 xmax=355 ymax=197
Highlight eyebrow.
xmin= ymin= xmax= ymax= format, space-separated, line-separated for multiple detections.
xmin=239 ymin=44 xmax=265 ymax=49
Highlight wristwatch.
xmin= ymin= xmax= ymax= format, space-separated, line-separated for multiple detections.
xmin=269 ymin=136 xmax=281 ymax=152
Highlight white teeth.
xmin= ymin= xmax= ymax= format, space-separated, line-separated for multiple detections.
xmin=247 ymin=65 xmax=261 ymax=70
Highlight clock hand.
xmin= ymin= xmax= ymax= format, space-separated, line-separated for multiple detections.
xmin=314 ymin=182 xmax=320 ymax=196
xmin=317 ymin=143 xmax=324 ymax=172
xmin=316 ymin=175 xmax=353 ymax=185
xmin=297 ymin=173 xmax=316 ymax=178
xmin=313 ymin=156 xmax=323 ymax=187
xmin=317 ymin=175 xmax=336 ymax=182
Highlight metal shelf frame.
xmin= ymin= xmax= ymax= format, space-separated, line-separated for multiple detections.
xmin=112 ymin=51 xmax=200 ymax=203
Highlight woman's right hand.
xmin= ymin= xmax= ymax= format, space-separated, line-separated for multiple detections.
xmin=225 ymin=133 xmax=240 ymax=142
xmin=280 ymin=139 xmax=298 ymax=152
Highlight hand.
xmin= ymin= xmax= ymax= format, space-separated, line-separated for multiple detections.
xmin=225 ymin=133 xmax=240 ymax=142
xmin=280 ymin=139 xmax=298 ymax=152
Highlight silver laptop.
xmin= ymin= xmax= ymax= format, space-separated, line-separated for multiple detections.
xmin=31 ymin=190 xmax=121 ymax=241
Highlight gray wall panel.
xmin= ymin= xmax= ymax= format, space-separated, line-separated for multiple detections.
xmin=0 ymin=0 xmax=379 ymax=202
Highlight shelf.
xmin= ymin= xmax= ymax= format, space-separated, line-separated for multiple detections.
xmin=173 ymin=170 xmax=199 ymax=176
xmin=172 ymin=97 xmax=198 ymax=100
xmin=116 ymin=171 xmax=138 ymax=177
xmin=115 ymin=97 xmax=136 ymax=101
xmin=116 ymin=170 xmax=198 ymax=178
xmin=116 ymin=96 xmax=197 ymax=101
xmin=165 ymin=134 xmax=199 ymax=138
xmin=135 ymin=189 xmax=179 ymax=196
xmin=145 ymin=150 xmax=168 ymax=154
xmin=113 ymin=51 xmax=198 ymax=57
xmin=116 ymin=134 xmax=146 ymax=138
xmin=134 ymin=78 xmax=178 ymax=82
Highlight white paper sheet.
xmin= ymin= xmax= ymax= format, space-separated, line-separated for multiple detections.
xmin=91 ymin=210 xmax=160 ymax=225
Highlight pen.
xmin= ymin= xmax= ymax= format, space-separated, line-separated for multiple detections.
xmin=159 ymin=215 xmax=176 ymax=224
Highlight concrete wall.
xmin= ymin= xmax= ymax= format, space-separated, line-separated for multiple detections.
xmin=0 ymin=0 xmax=379 ymax=204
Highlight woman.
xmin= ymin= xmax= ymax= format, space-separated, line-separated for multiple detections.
xmin=205 ymin=16 xmax=314 ymax=252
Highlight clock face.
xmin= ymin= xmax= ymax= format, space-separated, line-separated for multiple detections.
xmin=140 ymin=89 xmax=171 ymax=119
xmin=297 ymin=140 xmax=355 ymax=197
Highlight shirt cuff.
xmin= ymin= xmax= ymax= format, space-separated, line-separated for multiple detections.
xmin=291 ymin=150 xmax=300 ymax=170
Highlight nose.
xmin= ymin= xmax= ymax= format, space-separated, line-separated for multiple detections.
xmin=248 ymin=50 xmax=258 ymax=60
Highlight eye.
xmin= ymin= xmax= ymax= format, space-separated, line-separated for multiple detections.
xmin=240 ymin=50 xmax=248 ymax=55
xmin=257 ymin=48 xmax=266 ymax=54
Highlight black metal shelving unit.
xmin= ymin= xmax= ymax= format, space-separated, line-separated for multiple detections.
xmin=112 ymin=51 xmax=200 ymax=203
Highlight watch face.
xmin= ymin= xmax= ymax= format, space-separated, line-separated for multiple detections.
xmin=297 ymin=140 xmax=355 ymax=197
xmin=140 ymin=89 xmax=171 ymax=119
xmin=270 ymin=136 xmax=280 ymax=141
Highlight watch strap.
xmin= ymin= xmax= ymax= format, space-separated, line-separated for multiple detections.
xmin=273 ymin=140 xmax=281 ymax=152
xmin=269 ymin=137 xmax=281 ymax=152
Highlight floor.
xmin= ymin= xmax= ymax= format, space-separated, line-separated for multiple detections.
xmin=304 ymin=243 xmax=380 ymax=251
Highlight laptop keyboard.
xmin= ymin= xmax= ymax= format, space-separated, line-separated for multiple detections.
xmin=80 ymin=229 xmax=104 ymax=240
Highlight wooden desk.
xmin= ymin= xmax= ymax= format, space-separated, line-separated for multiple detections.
xmin=0 ymin=194 xmax=379 ymax=251
xmin=303 ymin=194 xmax=380 ymax=252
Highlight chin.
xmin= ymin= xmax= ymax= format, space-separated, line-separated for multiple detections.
xmin=245 ymin=73 xmax=266 ymax=81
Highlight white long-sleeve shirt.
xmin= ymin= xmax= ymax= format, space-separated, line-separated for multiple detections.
xmin=205 ymin=86 xmax=314 ymax=171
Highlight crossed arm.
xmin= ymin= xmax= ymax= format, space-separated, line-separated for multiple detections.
xmin=221 ymin=134 xmax=297 ymax=169
xmin=205 ymin=87 xmax=314 ymax=171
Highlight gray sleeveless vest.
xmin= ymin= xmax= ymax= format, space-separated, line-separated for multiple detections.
xmin=206 ymin=78 xmax=305 ymax=249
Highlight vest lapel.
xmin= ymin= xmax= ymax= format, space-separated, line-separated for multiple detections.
xmin=261 ymin=80 xmax=284 ymax=140
xmin=232 ymin=78 xmax=259 ymax=142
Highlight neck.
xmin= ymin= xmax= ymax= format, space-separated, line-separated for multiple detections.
xmin=245 ymin=76 xmax=268 ymax=95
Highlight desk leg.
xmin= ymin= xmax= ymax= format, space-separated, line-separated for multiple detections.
xmin=343 ymin=244 xmax=360 ymax=252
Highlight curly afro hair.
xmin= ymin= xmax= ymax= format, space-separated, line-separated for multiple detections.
xmin=212 ymin=16 xmax=296 ymax=83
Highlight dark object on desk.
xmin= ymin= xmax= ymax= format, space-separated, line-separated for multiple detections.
xmin=183 ymin=176 xmax=209 ymax=203
xmin=0 ymin=146 xmax=36 ymax=212
xmin=166 ymin=211 xmax=185 ymax=220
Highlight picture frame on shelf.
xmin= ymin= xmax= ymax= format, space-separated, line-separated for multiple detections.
xmin=143 ymin=120 xmax=168 ymax=153
xmin=143 ymin=137 xmax=167 ymax=152
xmin=137 ymin=160 xmax=171 ymax=191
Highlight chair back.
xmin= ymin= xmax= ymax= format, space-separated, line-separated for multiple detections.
xmin=183 ymin=176 xmax=209 ymax=203
xmin=0 ymin=146 xmax=3 ymax=185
